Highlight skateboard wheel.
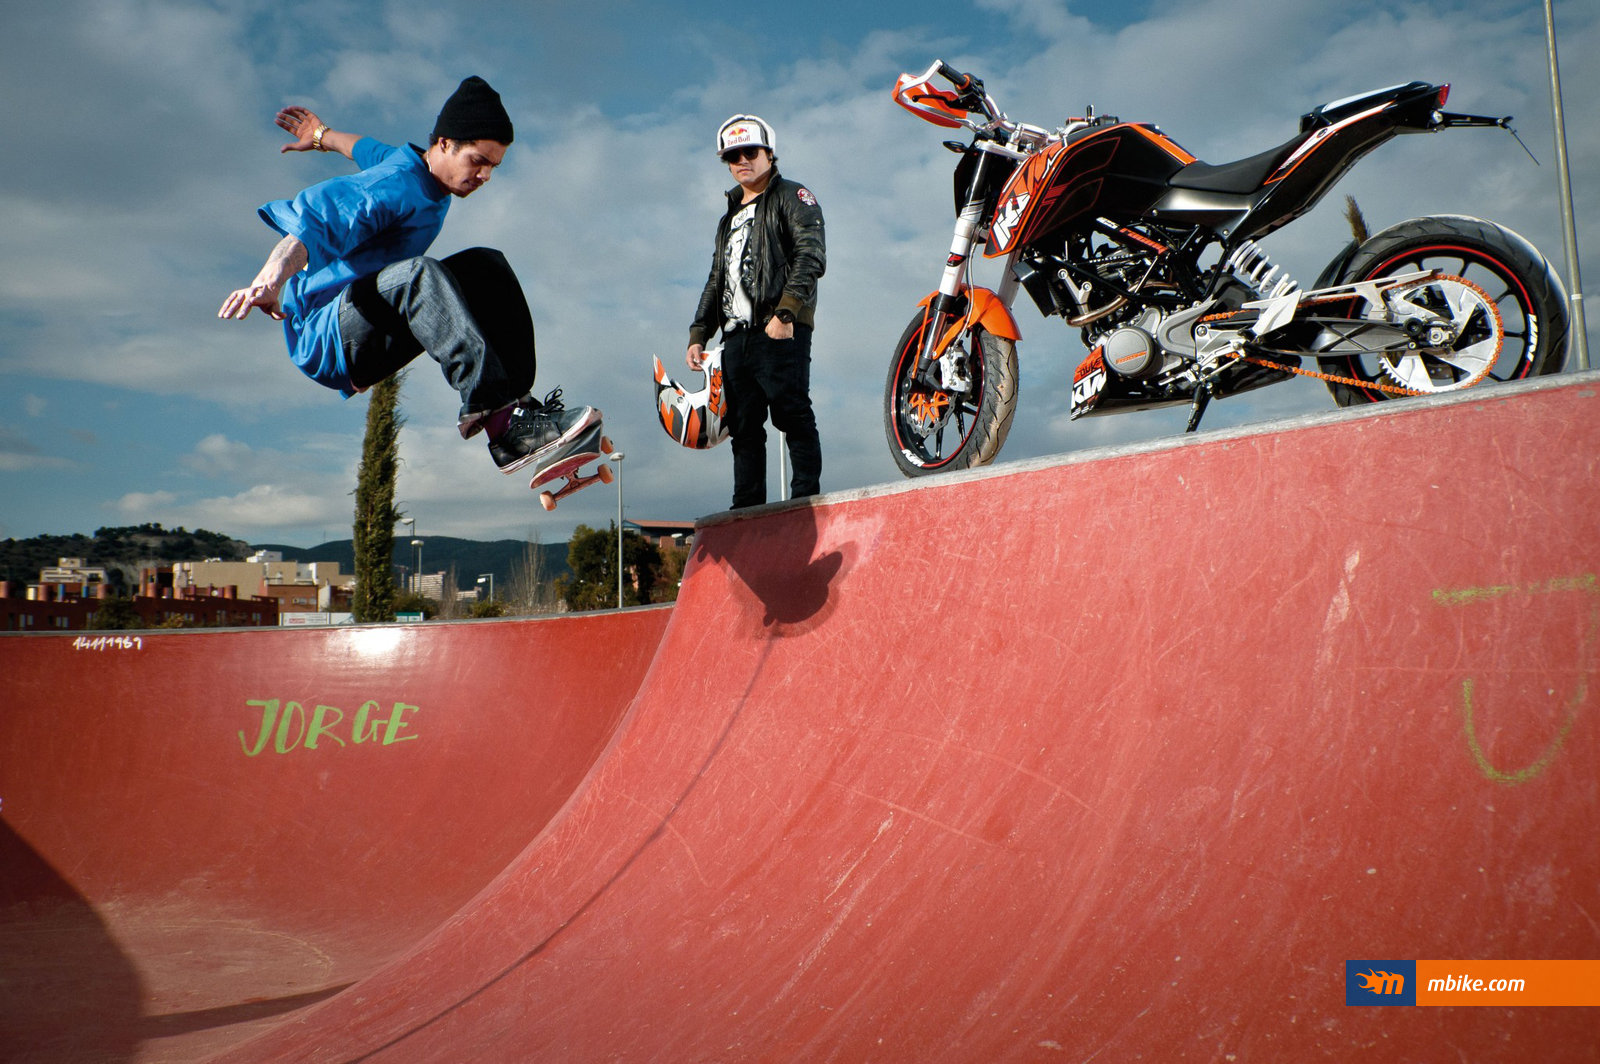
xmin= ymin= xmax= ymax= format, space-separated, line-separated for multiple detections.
xmin=600 ymin=436 xmax=613 ymax=453
xmin=598 ymin=465 xmax=614 ymax=485
xmin=538 ymin=491 xmax=557 ymax=511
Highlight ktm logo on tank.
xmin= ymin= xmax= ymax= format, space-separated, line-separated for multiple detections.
xmin=991 ymin=192 xmax=1029 ymax=247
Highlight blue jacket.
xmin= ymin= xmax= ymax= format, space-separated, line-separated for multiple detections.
xmin=258 ymin=138 xmax=450 ymax=395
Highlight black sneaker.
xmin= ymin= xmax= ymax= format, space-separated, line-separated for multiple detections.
xmin=487 ymin=389 xmax=602 ymax=474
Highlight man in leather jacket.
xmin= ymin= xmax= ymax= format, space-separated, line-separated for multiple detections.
xmin=687 ymin=114 xmax=825 ymax=509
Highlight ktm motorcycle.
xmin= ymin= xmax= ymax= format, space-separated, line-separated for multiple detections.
xmin=884 ymin=61 xmax=1569 ymax=476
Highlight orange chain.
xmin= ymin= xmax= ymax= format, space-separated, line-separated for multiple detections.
xmin=1205 ymin=273 xmax=1502 ymax=398
xmin=1228 ymin=353 xmax=1429 ymax=396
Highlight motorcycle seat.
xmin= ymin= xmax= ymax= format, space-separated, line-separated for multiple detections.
xmin=1167 ymin=133 xmax=1302 ymax=195
xmin=1300 ymin=81 xmax=1430 ymax=130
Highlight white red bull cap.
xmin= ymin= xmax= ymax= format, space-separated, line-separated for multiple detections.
xmin=716 ymin=114 xmax=775 ymax=157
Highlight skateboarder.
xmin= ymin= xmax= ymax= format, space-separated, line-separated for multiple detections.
xmin=219 ymin=76 xmax=599 ymax=477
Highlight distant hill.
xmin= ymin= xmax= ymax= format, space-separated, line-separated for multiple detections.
xmin=0 ymin=524 xmax=252 ymax=592
xmin=252 ymin=537 xmax=571 ymax=593
xmin=1 ymin=524 xmax=569 ymax=595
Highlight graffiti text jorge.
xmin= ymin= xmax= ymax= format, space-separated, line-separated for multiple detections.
xmin=241 ymin=699 xmax=420 ymax=756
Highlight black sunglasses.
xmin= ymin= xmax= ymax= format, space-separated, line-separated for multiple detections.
xmin=721 ymin=146 xmax=766 ymax=164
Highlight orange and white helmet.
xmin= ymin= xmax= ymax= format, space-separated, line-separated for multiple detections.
xmin=653 ymin=350 xmax=729 ymax=449
xmin=716 ymin=114 xmax=775 ymax=157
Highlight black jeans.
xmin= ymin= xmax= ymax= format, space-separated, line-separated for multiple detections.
xmin=339 ymin=247 xmax=535 ymax=426
xmin=721 ymin=323 xmax=821 ymax=508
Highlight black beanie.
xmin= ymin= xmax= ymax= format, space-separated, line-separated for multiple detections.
xmin=431 ymin=76 xmax=514 ymax=145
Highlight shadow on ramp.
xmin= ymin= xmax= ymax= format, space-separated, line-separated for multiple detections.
xmin=692 ymin=501 xmax=850 ymax=632
xmin=1 ymin=820 xmax=142 ymax=1063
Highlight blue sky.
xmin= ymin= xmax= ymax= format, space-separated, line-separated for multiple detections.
xmin=1 ymin=0 xmax=1593 ymax=548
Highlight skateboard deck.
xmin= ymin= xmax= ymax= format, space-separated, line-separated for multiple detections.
xmin=529 ymin=425 xmax=613 ymax=511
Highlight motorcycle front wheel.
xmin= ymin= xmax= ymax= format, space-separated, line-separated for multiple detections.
xmin=1316 ymin=215 xmax=1569 ymax=407
xmin=883 ymin=310 xmax=1018 ymax=477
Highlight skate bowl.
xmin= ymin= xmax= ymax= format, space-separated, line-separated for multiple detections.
xmin=4 ymin=371 xmax=1598 ymax=1062
xmin=0 ymin=608 xmax=672 ymax=1063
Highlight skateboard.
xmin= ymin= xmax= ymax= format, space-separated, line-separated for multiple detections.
xmin=529 ymin=424 xmax=613 ymax=511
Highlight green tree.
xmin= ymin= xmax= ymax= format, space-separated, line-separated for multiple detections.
xmin=86 ymin=596 xmax=142 ymax=630
xmin=352 ymin=372 xmax=407 ymax=622
xmin=392 ymin=590 xmax=438 ymax=619
xmin=558 ymin=523 xmax=663 ymax=611
xmin=653 ymin=540 xmax=689 ymax=603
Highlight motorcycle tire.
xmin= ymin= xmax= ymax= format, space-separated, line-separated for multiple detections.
xmin=1316 ymin=215 xmax=1569 ymax=407
xmin=884 ymin=310 xmax=1018 ymax=477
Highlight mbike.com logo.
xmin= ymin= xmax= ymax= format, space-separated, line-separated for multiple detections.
xmin=1346 ymin=959 xmax=1417 ymax=1006
xmin=1344 ymin=959 xmax=1600 ymax=1006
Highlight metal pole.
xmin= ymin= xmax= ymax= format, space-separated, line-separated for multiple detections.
xmin=610 ymin=452 xmax=626 ymax=609
xmin=779 ymin=431 xmax=789 ymax=502
xmin=405 ymin=518 xmax=418 ymax=594
xmin=1545 ymin=0 xmax=1589 ymax=369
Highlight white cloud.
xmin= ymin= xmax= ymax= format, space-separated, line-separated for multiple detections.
xmin=110 ymin=490 xmax=179 ymax=515
xmin=110 ymin=483 xmax=347 ymax=536
xmin=0 ymin=0 xmax=1592 ymax=543
xmin=180 ymin=484 xmax=348 ymax=532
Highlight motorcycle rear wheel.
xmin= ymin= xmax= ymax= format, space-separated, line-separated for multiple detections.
xmin=883 ymin=310 xmax=1018 ymax=477
xmin=1317 ymin=215 xmax=1569 ymax=406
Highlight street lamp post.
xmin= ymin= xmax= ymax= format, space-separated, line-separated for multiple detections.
xmin=476 ymin=573 xmax=494 ymax=602
xmin=610 ymin=451 xmax=626 ymax=609
xmin=403 ymin=518 xmax=419 ymax=594
xmin=1544 ymin=0 xmax=1589 ymax=369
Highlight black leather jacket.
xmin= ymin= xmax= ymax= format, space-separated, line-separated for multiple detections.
xmin=689 ymin=171 xmax=825 ymax=348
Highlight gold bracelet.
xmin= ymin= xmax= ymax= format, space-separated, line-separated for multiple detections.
xmin=312 ymin=124 xmax=330 ymax=151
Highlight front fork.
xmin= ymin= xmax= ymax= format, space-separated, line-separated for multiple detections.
xmin=917 ymin=200 xmax=987 ymax=383
xmin=916 ymin=199 xmax=1022 ymax=391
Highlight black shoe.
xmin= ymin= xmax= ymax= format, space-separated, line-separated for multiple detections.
xmin=487 ymin=389 xmax=602 ymax=474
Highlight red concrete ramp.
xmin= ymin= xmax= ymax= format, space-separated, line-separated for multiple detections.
xmin=206 ymin=374 xmax=1599 ymax=1063
xmin=0 ymin=608 xmax=671 ymax=1063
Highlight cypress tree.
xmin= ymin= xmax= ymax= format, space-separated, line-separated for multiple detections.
xmin=352 ymin=371 xmax=407 ymax=622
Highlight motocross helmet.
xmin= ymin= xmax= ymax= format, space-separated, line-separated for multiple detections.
xmin=653 ymin=350 xmax=730 ymax=449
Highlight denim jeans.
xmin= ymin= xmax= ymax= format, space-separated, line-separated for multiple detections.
xmin=339 ymin=247 xmax=535 ymax=424
xmin=721 ymin=323 xmax=821 ymax=508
